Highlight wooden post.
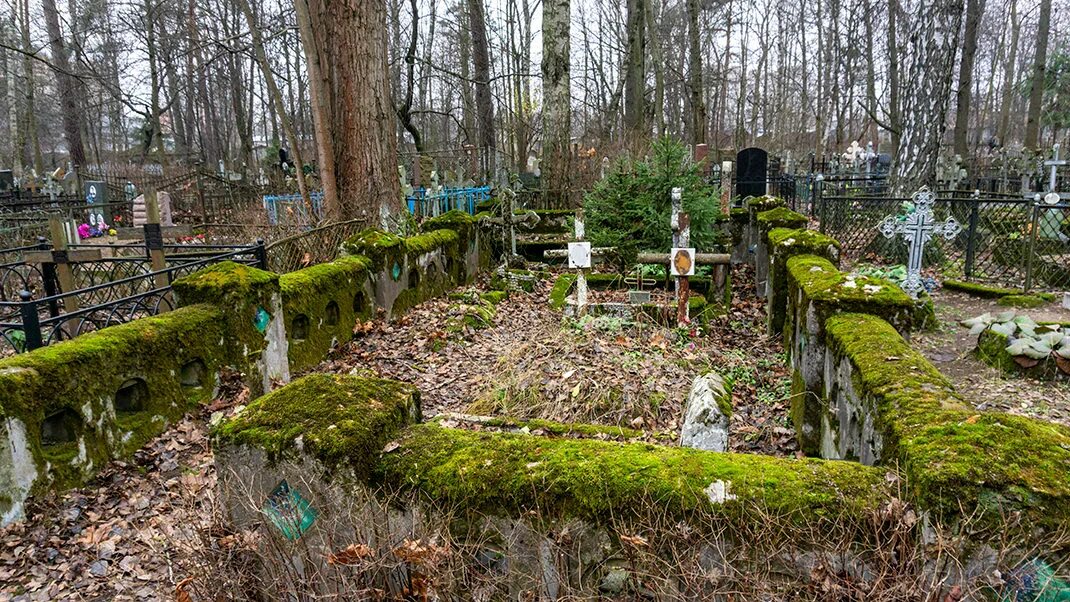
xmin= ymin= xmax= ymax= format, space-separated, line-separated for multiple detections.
xmin=720 ymin=160 xmax=733 ymax=215
xmin=47 ymin=217 xmax=81 ymax=333
xmin=574 ymin=209 xmax=588 ymax=316
xmin=144 ymin=188 xmax=171 ymax=305
xmin=676 ymin=213 xmax=691 ymax=326
xmin=694 ymin=144 xmax=709 ymax=176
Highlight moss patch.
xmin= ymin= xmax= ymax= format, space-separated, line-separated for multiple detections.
xmin=549 ymin=274 xmax=577 ymax=309
xmin=215 ymin=373 xmax=420 ymax=478
xmin=379 ymin=422 xmax=891 ymax=524
xmin=767 ymin=229 xmax=842 ymax=336
xmin=825 ymin=313 xmax=1070 ymax=527
xmin=756 ymin=207 xmax=808 ymax=236
xmin=786 ymin=255 xmax=914 ymax=332
xmin=997 ymin=294 xmax=1050 ymax=309
xmin=942 ymin=279 xmax=1021 ymax=299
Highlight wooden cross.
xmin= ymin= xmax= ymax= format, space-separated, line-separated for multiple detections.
xmin=568 ymin=209 xmax=592 ymax=316
xmin=878 ymin=186 xmax=960 ymax=298
xmin=670 ymin=187 xmax=695 ymax=325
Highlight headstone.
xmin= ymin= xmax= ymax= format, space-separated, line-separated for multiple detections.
xmin=878 ymin=186 xmax=961 ymax=297
xmin=0 ymin=170 xmax=13 ymax=193
xmin=680 ymin=373 xmax=731 ymax=452
xmin=132 ymin=191 xmax=174 ymax=226
xmin=84 ymin=180 xmax=107 ymax=226
xmin=736 ymin=147 xmax=768 ymax=198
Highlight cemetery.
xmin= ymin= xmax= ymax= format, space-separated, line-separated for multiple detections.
xmin=5 ymin=0 xmax=1070 ymax=597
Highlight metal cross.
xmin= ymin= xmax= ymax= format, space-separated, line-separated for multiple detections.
xmin=878 ymin=186 xmax=960 ymax=298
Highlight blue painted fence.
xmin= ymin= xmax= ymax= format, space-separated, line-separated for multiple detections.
xmin=264 ymin=186 xmax=491 ymax=225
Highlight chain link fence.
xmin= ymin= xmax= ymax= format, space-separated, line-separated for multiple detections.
xmin=813 ymin=190 xmax=1070 ymax=290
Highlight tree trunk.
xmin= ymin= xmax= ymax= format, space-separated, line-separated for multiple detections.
xmin=952 ymin=0 xmax=985 ymax=158
xmin=997 ymin=0 xmax=1019 ymax=146
xmin=887 ymin=0 xmax=901 ymax=151
xmin=686 ymin=0 xmax=705 ymax=145
xmin=42 ymin=0 xmax=86 ymax=166
xmin=541 ymin=0 xmax=571 ymax=205
xmin=467 ymin=0 xmax=495 ymax=180
xmin=295 ymin=0 xmax=400 ymax=222
xmin=624 ymin=0 xmax=646 ymax=143
xmin=1023 ymin=0 xmax=1051 ymax=151
xmin=890 ymin=0 xmax=965 ymax=195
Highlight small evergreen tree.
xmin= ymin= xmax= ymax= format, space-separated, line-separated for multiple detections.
xmin=583 ymin=137 xmax=721 ymax=269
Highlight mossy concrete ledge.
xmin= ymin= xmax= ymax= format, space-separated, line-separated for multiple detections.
xmin=215 ymin=373 xmax=420 ymax=477
xmin=340 ymin=227 xmax=471 ymax=318
xmin=0 ymin=304 xmax=227 ymax=526
xmin=766 ymin=227 xmax=841 ymax=336
xmin=752 ymin=206 xmax=805 ymax=296
xmin=173 ymin=261 xmax=289 ymax=394
xmin=279 ymin=256 xmax=374 ymax=373
xmin=784 ymin=254 xmax=915 ymax=455
xmin=976 ymin=327 xmax=1069 ymax=381
xmin=824 ymin=313 xmax=1070 ymax=528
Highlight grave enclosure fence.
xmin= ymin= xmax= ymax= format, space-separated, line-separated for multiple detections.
xmin=810 ymin=190 xmax=1070 ymax=290
xmin=0 ymin=240 xmax=265 ymax=355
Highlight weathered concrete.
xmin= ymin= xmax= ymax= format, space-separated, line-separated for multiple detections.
xmin=680 ymin=373 xmax=731 ymax=452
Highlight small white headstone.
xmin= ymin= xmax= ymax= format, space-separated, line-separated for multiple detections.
xmin=1063 ymin=292 xmax=1070 ymax=310
xmin=568 ymin=242 xmax=591 ymax=269
xmin=681 ymin=373 xmax=731 ymax=452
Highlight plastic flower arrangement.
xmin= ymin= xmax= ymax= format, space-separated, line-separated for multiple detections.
xmin=77 ymin=221 xmax=110 ymax=239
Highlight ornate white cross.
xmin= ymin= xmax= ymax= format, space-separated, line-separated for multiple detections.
xmin=878 ymin=186 xmax=960 ymax=298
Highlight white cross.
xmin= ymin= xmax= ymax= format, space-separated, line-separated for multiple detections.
xmin=878 ymin=186 xmax=960 ymax=298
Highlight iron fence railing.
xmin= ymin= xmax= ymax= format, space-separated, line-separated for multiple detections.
xmin=813 ymin=191 xmax=1070 ymax=291
xmin=264 ymin=218 xmax=368 ymax=274
xmin=0 ymin=243 xmax=265 ymax=355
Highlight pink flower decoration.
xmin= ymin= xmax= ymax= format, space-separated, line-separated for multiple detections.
xmin=77 ymin=223 xmax=91 ymax=239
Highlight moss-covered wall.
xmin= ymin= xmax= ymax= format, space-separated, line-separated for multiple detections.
xmin=279 ymin=257 xmax=375 ymax=373
xmin=766 ymin=228 xmax=841 ymax=336
xmin=824 ymin=313 xmax=1070 ymax=528
xmin=0 ymin=304 xmax=229 ymax=524
xmin=783 ymin=254 xmax=914 ymax=455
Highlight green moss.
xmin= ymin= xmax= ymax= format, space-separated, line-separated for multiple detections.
xmin=0 ymin=304 xmax=228 ymax=494
xmin=215 ymin=373 xmax=420 ymax=478
xmin=942 ymin=279 xmax=1021 ymax=299
xmin=997 ymin=294 xmax=1050 ymax=308
xmin=480 ymin=290 xmax=508 ymax=305
xmin=172 ymin=261 xmax=278 ymax=307
xmin=340 ymin=228 xmax=405 ymax=270
xmin=404 ymin=229 xmax=460 ymax=257
xmin=976 ymin=328 xmax=1017 ymax=374
xmin=549 ymin=274 xmax=577 ymax=309
xmin=756 ymin=207 xmax=808 ymax=234
xmin=767 ymin=229 xmax=842 ymax=336
xmin=746 ymin=195 xmax=784 ymax=212
xmin=280 ymin=256 xmax=372 ymax=372
xmin=378 ymin=422 xmax=891 ymax=524
xmin=455 ymin=416 xmax=661 ymax=441
xmin=786 ymin=255 xmax=914 ymax=330
xmin=825 ymin=313 xmax=1070 ymax=526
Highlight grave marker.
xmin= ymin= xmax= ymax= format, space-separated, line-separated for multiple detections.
xmin=736 ymin=147 xmax=768 ymax=198
xmin=878 ymin=186 xmax=961 ymax=298
xmin=569 ymin=209 xmax=591 ymax=316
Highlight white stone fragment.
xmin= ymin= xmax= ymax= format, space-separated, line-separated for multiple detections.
xmin=680 ymin=373 xmax=731 ymax=452
xmin=705 ymin=480 xmax=737 ymax=505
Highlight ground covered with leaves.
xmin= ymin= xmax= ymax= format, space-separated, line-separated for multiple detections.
xmin=912 ymin=289 xmax=1070 ymax=426
xmin=1 ymin=265 xmax=798 ymax=600
xmin=316 ymin=264 xmax=796 ymax=456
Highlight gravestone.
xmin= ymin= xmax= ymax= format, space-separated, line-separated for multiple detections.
xmin=84 ymin=181 xmax=107 ymax=226
xmin=0 ymin=170 xmax=13 ymax=193
xmin=133 ymin=191 xmax=174 ymax=226
xmin=736 ymin=147 xmax=768 ymax=198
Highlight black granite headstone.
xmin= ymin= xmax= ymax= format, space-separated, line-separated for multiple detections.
xmin=736 ymin=147 xmax=769 ymax=198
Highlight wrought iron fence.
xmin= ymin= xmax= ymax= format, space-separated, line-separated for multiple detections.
xmin=814 ymin=191 xmax=1070 ymax=290
xmin=0 ymin=244 xmax=265 ymax=355
xmin=264 ymin=218 xmax=369 ymax=274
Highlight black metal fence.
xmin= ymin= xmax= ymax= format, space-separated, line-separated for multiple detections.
xmin=0 ymin=242 xmax=265 ymax=355
xmin=811 ymin=190 xmax=1070 ymax=291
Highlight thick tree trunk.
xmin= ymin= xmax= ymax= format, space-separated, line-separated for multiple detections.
xmin=624 ymin=0 xmax=646 ymax=143
xmin=42 ymin=0 xmax=86 ymax=166
xmin=541 ymin=0 xmax=571 ymax=205
xmin=952 ymin=0 xmax=985 ymax=158
xmin=1023 ymin=0 xmax=1051 ymax=151
xmin=686 ymin=0 xmax=705 ymax=145
xmin=295 ymin=0 xmax=401 ymax=222
xmin=467 ymin=0 xmax=495 ymax=180
xmin=889 ymin=0 xmax=964 ymax=196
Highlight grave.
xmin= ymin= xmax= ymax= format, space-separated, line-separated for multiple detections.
xmin=735 ymin=147 xmax=768 ymax=199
